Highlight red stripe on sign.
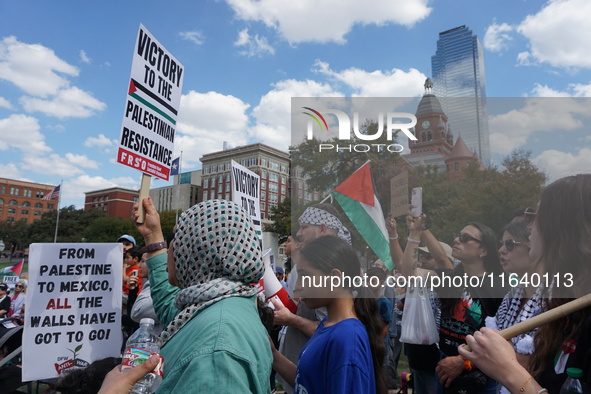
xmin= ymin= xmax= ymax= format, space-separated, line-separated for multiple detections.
xmin=117 ymin=148 xmax=170 ymax=181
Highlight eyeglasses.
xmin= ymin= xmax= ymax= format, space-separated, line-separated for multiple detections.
xmin=499 ymin=239 xmax=525 ymax=252
xmin=453 ymin=233 xmax=482 ymax=244
xmin=15 ymin=285 xmax=24 ymax=288
xmin=523 ymin=207 xmax=536 ymax=226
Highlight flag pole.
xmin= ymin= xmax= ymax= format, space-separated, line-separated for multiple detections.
xmin=175 ymin=151 xmax=183 ymax=224
xmin=53 ymin=181 xmax=63 ymax=243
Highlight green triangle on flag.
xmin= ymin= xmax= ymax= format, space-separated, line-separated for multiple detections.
xmin=333 ymin=161 xmax=375 ymax=206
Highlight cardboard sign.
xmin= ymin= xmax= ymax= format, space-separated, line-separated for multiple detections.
xmin=117 ymin=24 xmax=185 ymax=180
xmin=231 ymin=160 xmax=262 ymax=238
xmin=22 ymin=243 xmax=123 ymax=381
xmin=390 ymin=171 xmax=409 ymax=217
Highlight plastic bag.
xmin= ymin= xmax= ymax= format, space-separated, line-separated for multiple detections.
xmin=399 ymin=280 xmax=439 ymax=345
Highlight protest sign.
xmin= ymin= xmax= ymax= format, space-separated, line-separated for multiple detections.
xmin=231 ymin=160 xmax=262 ymax=238
xmin=2 ymin=275 xmax=19 ymax=288
xmin=390 ymin=171 xmax=409 ymax=217
xmin=22 ymin=243 xmax=123 ymax=381
xmin=117 ymin=24 xmax=184 ymax=181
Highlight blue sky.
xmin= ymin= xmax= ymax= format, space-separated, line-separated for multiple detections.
xmin=1 ymin=0 xmax=590 ymax=208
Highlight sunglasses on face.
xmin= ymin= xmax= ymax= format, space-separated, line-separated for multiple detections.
xmin=453 ymin=233 xmax=482 ymax=244
xmin=15 ymin=285 xmax=24 ymax=288
xmin=500 ymin=239 xmax=526 ymax=252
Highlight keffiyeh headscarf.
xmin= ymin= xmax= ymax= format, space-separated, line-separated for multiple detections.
xmin=299 ymin=206 xmax=352 ymax=245
xmin=161 ymin=200 xmax=264 ymax=343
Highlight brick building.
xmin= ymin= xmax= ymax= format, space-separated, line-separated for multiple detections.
xmin=200 ymin=143 xmax=290 ymax=223
xmin=84 ymin=187 xmax=139 ymax=219
xmin=0 ymin=178 xmax=59 ymax=224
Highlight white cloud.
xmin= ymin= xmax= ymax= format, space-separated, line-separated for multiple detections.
xmin=179 ymin=31 xmax=205 ymax=45
xmin=0 ymin=36 xmax=79 ymax=97
xmin=0 ymin=163 xmax=20 ymax=179
xmin=312 ymin=60 xmax=427 ymax=97
xmin=84 ymin=134 xmax=115 ymax=148
xmin=530 ymin=82 xmax=591 ymax=97
xmin=79 ymin=50 xmax=91 ymax=64
xmin=0 ymin=97 xmax=12 ymax=109
xmin=226 ymin=0 xmax=431 ymax=43
xmin=234 ymin=29 xmax=275 ymax=57
xmin=176 ymin=91 xmax=251 ymax=168
xmin=64 ymin=175 xmax=140 ymax=208
xmin=489 ymin=98 xmax=591 ymax=155
xmin=484 ymin=22 xmax=513 ymax=52
xmin=533 ymin=148 xmax=591 ymax=182
xmin=517 ymin=0 xmax=591 ymax=68
xmin=250 ymin=79 xmax=342 ymax=149
xmin=0 ymin=114 xmax=51 ymax=153
xmin=21 ymin=153 xmax=85 ymax=177
xmin=20 ymin=86 xmax=106 ymax=118
xmin=65 ymin=153 xmax=99 ymax=169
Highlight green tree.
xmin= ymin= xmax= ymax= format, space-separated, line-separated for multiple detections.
xmin=265 ymin=197 xmax=293 ymax=243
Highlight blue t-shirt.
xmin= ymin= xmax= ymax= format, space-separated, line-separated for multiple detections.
xmin=295 ymin=317 xmax=376 ymax=394
xmin=377 ymin=296 xmax=392 ymax=324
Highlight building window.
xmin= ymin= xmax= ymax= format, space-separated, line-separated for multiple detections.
xmin=225 ymin=173 xmax=230 ymax=182
xmin=35 ymin=203 xmax=42 ymax=208
xmin=24 ymin=189 xmax=32 ymax=197
xmin=218 ymin=175 xmax=223 ymax=183
xmin=10 ymin=188 xmax=19 ymax=196
xmin=22 ymin=201 xmax=31 ymax=207
xmin=225 ymin=162 xmax=231 ymax=171
xmin=241 ymin=159 xmax=247 ymax=166
xmin=281 ymin=164 xmax=287 ymax=173
xmin=7 ymin=217 xmax=14 ymax=222
xmin=261 ymin=181 xmax=266 ymax=189
xmin=261 ymin=170 xmax=267 ymax=178
xmin=261 ymin=158 xmax=268 ymax=167
xmin=21 ymin=209 xmax=29 ymax=215
xmin=8 ymin=208 xmax=16 ymax=214
xmin=225 ymin=183 xmax=231 ymax=192
xmin=269 ymin=161 xmax=279 ymax=171
xmin=427 ymin=131 xmax=432 ymax=141
xmin=260 ymin=202 xmax=266 ymax=210
xmin=249 ymin=157 xmax=257 ymax=166
xmin=34 ymin=211 xmax=41 ymax=216
xmin=20 ymin=218 xmax=27 ymax=222
xmin=454 ymin=162 xmax=459 ymax=172
xmin=218 ymin=184 xmax=223 ymax=193
xmin=8 ymin=200 xmax=17 ymax=205
xmin=269 ymin=173 xmax=278 ymax=182
xmin=0 ymin=198 xmax=3 ymax=204
xmin=35 ymin=191 xmax=43 ymax=198
xmin=261 ymin=192 xmax=266 ymax=201
xmin=203 ymin=177 xmax=209 ymax=188
xmin=281 ymin=175 xmax=287 ymax=184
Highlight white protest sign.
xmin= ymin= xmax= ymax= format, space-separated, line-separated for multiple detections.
xmin=2 ymin=275 xmax=19 ymax=288
xmin=22 ymin=243 xmax=123 ymax=381
xmin=117 ymin=23 xmax=184 ymax=181
xmin=231 ymin=160 xmax=262 ymax=238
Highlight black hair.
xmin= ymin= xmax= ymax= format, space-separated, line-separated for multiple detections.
xmin=125 ymin=246 xmax=142 ymax=260
xmin=366 ymin=267 xmax=387 ymax=283
xmin=299 ymin=235 xmax=386 ymax=394
xmin=440 ymin=222 xmax=500 ymax=315
xmin=55 ymin=357 xmax=122 ymax=394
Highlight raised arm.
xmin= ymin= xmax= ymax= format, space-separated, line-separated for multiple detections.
xmin=386 ymin=213 xmax=404 ymax=271
xmin=422 ymin=226 xmax=453 ymax=269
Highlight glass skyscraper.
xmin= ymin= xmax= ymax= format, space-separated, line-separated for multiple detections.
xmin=431 ymin=25 xmax=490 ymax=165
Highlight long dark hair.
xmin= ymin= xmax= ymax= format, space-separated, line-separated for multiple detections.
xmin=440 ymin=222 xmax=500 ymax=315
xmin=530 ymin=174 xmax=591 ymax=378
xmin=300 ymin=235 xmax=386 ymax=394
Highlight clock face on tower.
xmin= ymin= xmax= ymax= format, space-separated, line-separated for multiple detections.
xmin=421 ymin=120 xmax=430 ymax=129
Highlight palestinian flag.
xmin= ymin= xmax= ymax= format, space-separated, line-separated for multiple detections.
xmin=332 ymin=161 xmax=394 ymax=270
xmin=1 ymin=258 xmax=24 ymax=277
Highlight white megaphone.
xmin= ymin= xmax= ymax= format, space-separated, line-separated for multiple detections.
xmin=260 ymin=249 xmax=297 ymax=313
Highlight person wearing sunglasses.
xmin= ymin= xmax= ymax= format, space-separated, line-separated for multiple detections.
xmin=8 ymin=280 xmax=26 ymax=321
xmin=485 ymin=221 xmax=542 ymax=394
xmin=459 ymin=174 xmax=591 ymax=393
xmin=400 ymin=212 xmax=503 ymax=394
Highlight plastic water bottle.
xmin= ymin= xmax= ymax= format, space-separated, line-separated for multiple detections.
xmin=560 ymin=367 xmax=584 ymax=394
xmin=121 ymin=318 xmax=163 ymax=393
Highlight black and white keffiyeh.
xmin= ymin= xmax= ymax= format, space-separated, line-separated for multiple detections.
xmin=299 ymin=206 xmax=352 ymax=245
xmin=161 ymin=200 xmax=264 ymax=344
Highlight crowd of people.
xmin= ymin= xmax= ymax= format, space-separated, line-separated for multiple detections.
xmin=1 ymin=173 xmax=590 ymax=394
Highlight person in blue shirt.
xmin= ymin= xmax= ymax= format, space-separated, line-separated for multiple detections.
xmin=271 ymin=235 xmax=386 ymax=394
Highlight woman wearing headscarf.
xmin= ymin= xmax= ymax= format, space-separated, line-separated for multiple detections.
xmin=133 ymin=197 xmax=272 ymax=393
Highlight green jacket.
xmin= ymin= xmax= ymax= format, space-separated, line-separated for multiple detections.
xmin=147 ymin=252 xmax=272 ymax=393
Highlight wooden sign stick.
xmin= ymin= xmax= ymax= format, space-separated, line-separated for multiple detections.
xmin=136 ymin=173 xmax=151 ymax=224
xmin=464 ymin=293 xmax=591 ymax=352
xmin=498 ymin=293 xmax=591 ymax=340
